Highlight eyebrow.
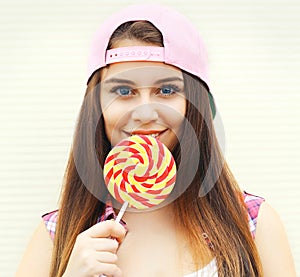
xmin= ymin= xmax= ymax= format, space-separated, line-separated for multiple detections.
xmin=103 ymin=78 xmax=135 ymax=85
xmin=154 ymin=77 xmax=184 ymax=84
xmin=103 ymin=76 xmax=184 ymax=85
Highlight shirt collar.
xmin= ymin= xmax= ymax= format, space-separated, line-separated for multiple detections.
xmin=98 ymin=202 xmax=127 ymax=229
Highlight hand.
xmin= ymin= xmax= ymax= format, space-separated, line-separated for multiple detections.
xmin=62 ymin=220 xmax=126 ymax=277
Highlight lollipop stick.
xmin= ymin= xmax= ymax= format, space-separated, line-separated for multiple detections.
xmin=100 ymin=202 xmax=128 ymax=277
xmin=115 ymin=201 xmax=128 ymax=223
xmin=99 ymin=202 xmax=128 ymax=277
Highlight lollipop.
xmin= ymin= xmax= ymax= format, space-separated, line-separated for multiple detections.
xmin=103 ymin=135 xmax=176 ymax=213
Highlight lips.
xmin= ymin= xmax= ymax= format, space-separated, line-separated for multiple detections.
xmin=124 ymin=129 xmax=167 ymax=139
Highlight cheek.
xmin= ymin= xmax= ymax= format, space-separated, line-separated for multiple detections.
xmin=101 ymin=101 xmax=130 ymax=142
xmin=167 ymin=99 xmax=186 ymax=129
xmin=101 ymin=96 xmax=120 ymax=127
xmin=102 ymin=109 xmax=121 ymax=132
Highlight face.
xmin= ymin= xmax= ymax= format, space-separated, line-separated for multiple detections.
xmin=100 ymin=45 xmax=186 ymax=150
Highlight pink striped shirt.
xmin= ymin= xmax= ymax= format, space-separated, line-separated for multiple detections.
xmin=42 ymin=191 xmax=264 ymax=241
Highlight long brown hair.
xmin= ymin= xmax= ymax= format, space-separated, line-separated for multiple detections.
xmin=49 ymin=21 xmax=262 ymax=277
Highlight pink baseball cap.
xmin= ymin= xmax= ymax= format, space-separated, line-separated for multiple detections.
xmin=87 ymin=3 xmax=210 ymax=90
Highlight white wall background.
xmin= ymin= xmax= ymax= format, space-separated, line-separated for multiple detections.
xmin=1 ymin=0 xmax=299 ymax=275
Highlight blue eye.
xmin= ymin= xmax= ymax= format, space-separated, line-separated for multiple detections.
xmin=111 ymin=86 xmax=132 ymax=96
xmin=160 ymin=85 xmax=180 ymax=96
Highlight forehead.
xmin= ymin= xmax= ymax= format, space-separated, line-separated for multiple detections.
xmin=101 ymin=61 xmax=183 ymax=85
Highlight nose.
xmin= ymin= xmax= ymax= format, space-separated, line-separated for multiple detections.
xmin=131 ymin=103 xmax=159 ymax=123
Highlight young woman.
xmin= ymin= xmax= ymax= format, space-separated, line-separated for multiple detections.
xmin=16 ymin=4 xmax=296 ymax=277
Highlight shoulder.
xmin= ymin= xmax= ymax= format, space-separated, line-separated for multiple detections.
xmin=15 ymin=221 xmax=53 ymax=276
xmin=255 ymin=202 xmax=296 ymax=276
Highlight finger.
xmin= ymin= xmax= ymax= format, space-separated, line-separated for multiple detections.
xmin=96 ymin=263 xmax=122 ymax=277
xmin=87 ymin=220 xmax=126 ymax=241
xmin=92 ymin=238 xmax=119 ymax=253
xmin=96 ymin=251 xmax=118 ymax=264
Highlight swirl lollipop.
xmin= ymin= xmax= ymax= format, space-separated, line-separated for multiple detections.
xmin=103 ymin=135 xmax=176 ymax=219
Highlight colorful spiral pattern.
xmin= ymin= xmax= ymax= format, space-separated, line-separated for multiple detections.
xmin=103 ymin=135 xmax=176 ymax=209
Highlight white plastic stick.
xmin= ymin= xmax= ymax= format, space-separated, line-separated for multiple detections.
xmin=115 ymin=201 xmax=129 ymax=223
xmin=100 ymin=201 xmax=128 ymax=277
